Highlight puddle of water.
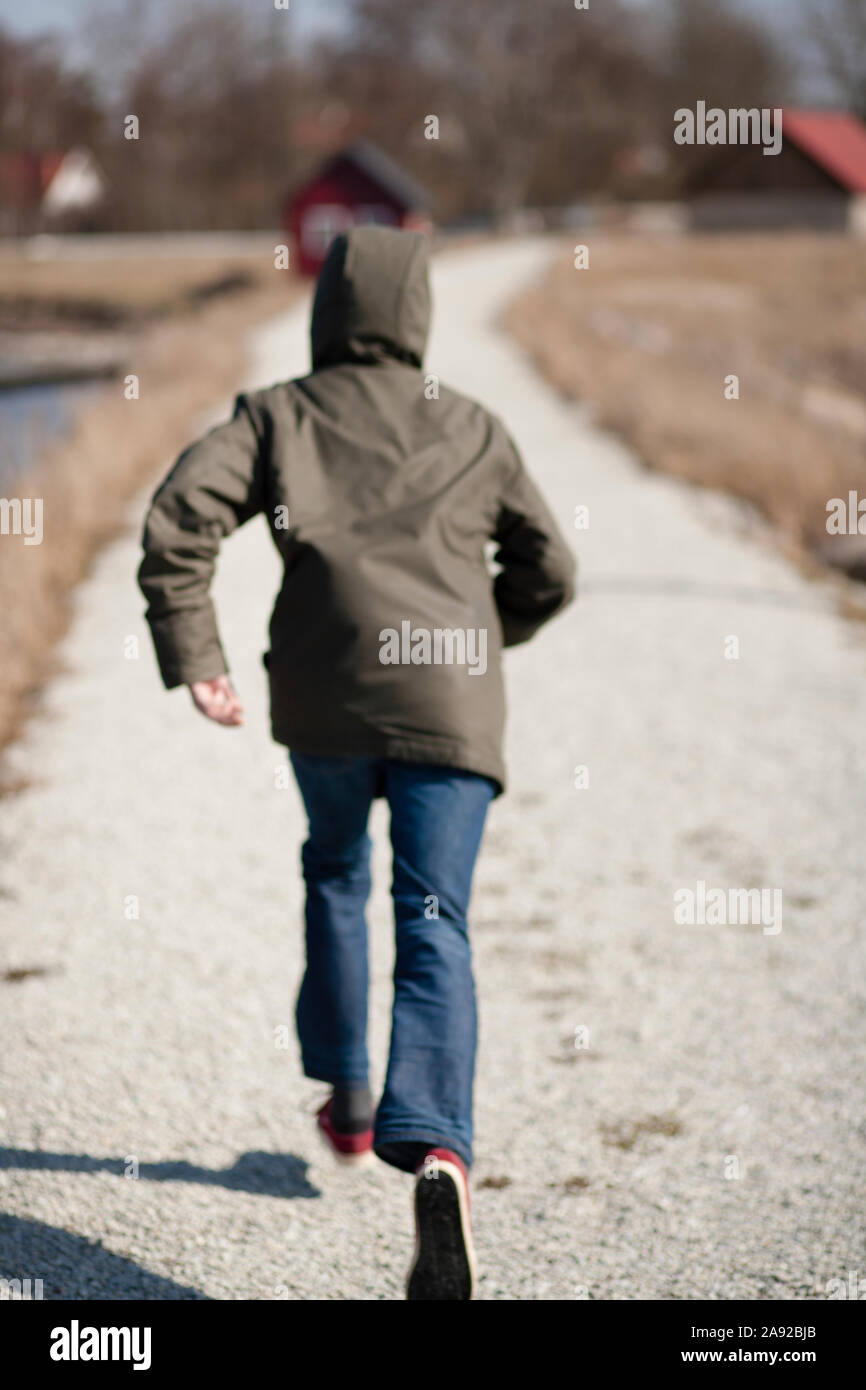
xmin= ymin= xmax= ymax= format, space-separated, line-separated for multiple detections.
xmin=0 ymin=379 xmax=103 ymax=485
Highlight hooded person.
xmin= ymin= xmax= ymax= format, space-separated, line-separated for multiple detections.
xmin=137 ymin=226 xmax=576 ymax=1299
xmin=139 ymin=226 xmax=575 ymax=792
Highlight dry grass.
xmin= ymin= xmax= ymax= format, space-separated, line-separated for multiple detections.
xmin=505 ymin=233 xmax=866 ymax=560
xmin=0 ymin=276 xmax=299 ymax=759
xmin=0 ymin=252 xmax=282 ymax=324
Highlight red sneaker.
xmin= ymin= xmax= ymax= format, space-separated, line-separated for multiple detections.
xmin=315 ymin=1097 xmax=374 ymax=1168
xmin=407 ymin=1148 xmax=476 ymax=1300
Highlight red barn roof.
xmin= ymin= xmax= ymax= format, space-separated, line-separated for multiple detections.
xmin=783 ymin=109 xmax=866 ymax=194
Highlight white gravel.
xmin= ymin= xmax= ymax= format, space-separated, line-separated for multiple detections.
xmin=1 ymin=237 xmax=864 ymax=1301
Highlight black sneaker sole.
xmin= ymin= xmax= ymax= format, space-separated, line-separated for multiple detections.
xmin=406 ymin=1161 xmax=475 ymax=1300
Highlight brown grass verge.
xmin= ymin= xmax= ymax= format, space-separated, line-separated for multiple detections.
xmin=505 ymin=233 xmax=866 ymax=572
xmin=0 ymin=276 xmax=300 ymax=765
xmin=0 ymin=253 xmax=279 ymax=322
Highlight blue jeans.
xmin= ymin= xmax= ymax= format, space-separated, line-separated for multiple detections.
xmin=289 ymin=753 xmax=496 ymax=1172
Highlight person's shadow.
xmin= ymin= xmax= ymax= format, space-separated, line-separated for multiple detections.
xmin=0 ymin=1146 xmax=319 ymax=1199
xmin=0 ymin=1148 xmax=320 ymax=1299
xmin=0 ymin=1213 xmax=209 ymax=1300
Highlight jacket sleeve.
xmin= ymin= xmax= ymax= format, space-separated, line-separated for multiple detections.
xmin=491 ymin=431 xmax=576 ymax=648
xmin=137 ymin=394 xmax=265 ymax=689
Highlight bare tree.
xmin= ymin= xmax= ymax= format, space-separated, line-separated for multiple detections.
xmin=319 ymin=0 xmax=651 ymax=221
xmin=82 ymin=0 xmax=297 ymax=230
xmin=0 ymin=29 xmax=103 ymax=154
xmin=801 ymin=0 xmax=866 ymax=118
xmin=665 ymin=0 xmax=792 ymax=109
xmin=0 ymin=0 xmax=805 ymax=232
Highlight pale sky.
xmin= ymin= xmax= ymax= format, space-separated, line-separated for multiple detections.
xmin=0 ymin=0 xmax=814 ymax=46
xmin=0 ymin=0 xmax=827 ymax=97
xmin=0 ymin=0 xmax=350 ymax=49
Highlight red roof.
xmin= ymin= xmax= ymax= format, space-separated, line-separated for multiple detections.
xmin=783 ymin=109 xmax=866 ymax=194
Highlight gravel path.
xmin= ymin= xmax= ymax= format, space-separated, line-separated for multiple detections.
xmin=1 ymin=238 xmax=864 ymax=1301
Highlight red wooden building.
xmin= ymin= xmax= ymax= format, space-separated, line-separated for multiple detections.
xmin=283 ymin=139 xmax=433 ymax=277
xmin=0 ymin=148 xmax=106 ymax=235
xmin=687 ymin=109 xmax=866 ymax=233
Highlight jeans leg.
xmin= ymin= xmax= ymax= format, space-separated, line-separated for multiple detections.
xmin=374 ymin=762 xmax=496 ymax=1172
xmin=290 ymin=753 xmax=380 ymax=1086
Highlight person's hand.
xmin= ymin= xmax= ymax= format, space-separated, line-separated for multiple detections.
xmin=188 ymin=676 xmax=245 ymax=726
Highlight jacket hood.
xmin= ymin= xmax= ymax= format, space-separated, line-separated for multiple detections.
xmin=310 ymin=226 xmax=431 ymax=370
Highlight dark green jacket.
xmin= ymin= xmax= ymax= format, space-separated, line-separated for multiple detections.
xmin=138 ymin=227 xmax=575 ymax=793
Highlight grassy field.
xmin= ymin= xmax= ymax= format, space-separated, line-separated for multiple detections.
xmin=0 ymin=267 xmax=299 ymax=763
xmin=0 ymin=249 xmax=283 ymax=324
xmin=505 ymin=233 xmax=866 ymax=576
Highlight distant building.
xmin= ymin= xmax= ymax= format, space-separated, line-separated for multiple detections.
xmin=686 ymin=109 xmax=866 ymax=234
xmin=283 ymin=139 xmax=433 ymax=277
xmin=42 ymin=149 xmax=106 ymax=223
xmin=0 ymin=148 xmax=106 ymax=235
xmin=0 ymin=151 xmax=62 ymax=235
